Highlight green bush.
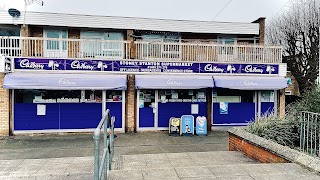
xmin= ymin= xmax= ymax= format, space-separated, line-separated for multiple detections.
xmin=246 ymin=87 xmax=320 ymax=147
xmin=246 ymin=112 xmax=299 ymax=147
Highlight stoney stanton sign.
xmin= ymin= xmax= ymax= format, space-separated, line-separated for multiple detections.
xmin=14 ymin=58 xmax=279 ymax=75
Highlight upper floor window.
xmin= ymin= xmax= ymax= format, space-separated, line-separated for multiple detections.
xmin=0 ymin=26 xmax=20 ymax=36
xmin=218 ymin=36 xmax=237 ymax=45
xmin=44 ymin=29 xmax=68 ymax=58
xmin=0 ymin=26 xmax=21 ymax=56
xmin=141 ymin=34 xmax=181 ymax=59
xmin=45 ymin=29 xmax=68 ymax=50
xmin=81 ymin=31 xmax=123 ymax=58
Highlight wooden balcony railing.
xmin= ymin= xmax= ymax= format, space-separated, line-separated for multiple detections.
xmin=134 ymin=41 xmax=282 ymax=63
xmin=0 ymin=36 xmax=282 ymax=63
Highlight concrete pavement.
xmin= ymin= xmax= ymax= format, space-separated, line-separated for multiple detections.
xmin=0 ymin=131 xmax=228 ymax=160
xmin=0 ymin=131 xmax=319 ymax=179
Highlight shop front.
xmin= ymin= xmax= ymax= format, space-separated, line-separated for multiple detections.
xmin=135 ymin=75 xmax=214 ymax=131
xmin=212 ymin=76 xmax=287 ymax=126
xmin=4 ymin=72 xmax=127 ymax=133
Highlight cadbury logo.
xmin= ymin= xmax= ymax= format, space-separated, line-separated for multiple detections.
xmin=19 ymin=59 xmax=44 ymax=69
xmin=167 ymin=79 xmax=182 ymax=86
xmin=58 ymin=78 xmax=76 ymax=85
xmin=204 ymin=64 xmax=224 ymax=73
xmin=244 ymin=65 xmax=263 ymax=73
xmin=71 ymin=61 xmax=95 ymax=70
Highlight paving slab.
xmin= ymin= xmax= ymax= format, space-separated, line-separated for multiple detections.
xmin=208 ymin=165 xmax=249 ymax=177
xmin=109 ymin=169 xmax=143 ymax=180
xmin=175 ymin=166 xmax=214 ymax=178
xmin=141 ymin=168 xmax=179 ymax=180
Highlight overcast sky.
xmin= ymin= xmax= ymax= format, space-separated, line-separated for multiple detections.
xmin=1 ymin=0 xmax=288 ymax=22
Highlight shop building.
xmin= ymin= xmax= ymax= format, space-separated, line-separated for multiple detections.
xmin=0 ymin=11 xmax=287 ymax=135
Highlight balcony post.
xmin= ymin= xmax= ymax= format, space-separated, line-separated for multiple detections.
xmin=127 ymin=30 xmax=135 ymax=59
xmin=20 ymin=25 xmax=30 ymax=57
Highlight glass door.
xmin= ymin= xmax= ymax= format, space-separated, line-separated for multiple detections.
xmin=45 ymin=29 xmax=68 ymax=57
xmin=137 ymin=90 xmax=158 ymax=130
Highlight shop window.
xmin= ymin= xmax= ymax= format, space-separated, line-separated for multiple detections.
xmin=106 ymin=91 xmax=122 ymax=102
xmin=84 ymin=90 xmax=102 ymax=102
xmin=213 ymin=88 xmax=253 ymax=103
xmin=261 ymin=91 xmax=275 ymax=102
xmin=81 ymin=31 xmax=123 ymax=58
xmin=15 ymin=90 xmax=123 ymax=103
xmin=14 ymin=90 xmax=81 ymax=103
xmin=139 ymin=90 xmax=155 ymax=108
xmin=158 ymin=89 xmax=206 ymax=103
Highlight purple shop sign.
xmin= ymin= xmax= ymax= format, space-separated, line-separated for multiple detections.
xmin=240 ymin=64 xmax=279 ymax=74
xmin=199 ymin=63 xmax=241 ymax=74
xmin=65 ymin=59 xmax=113 ymax=71
xmin=113 ymin=60 xmax=199 ymax=73
xmin=14 ymin=58 xmax=65 ymax=70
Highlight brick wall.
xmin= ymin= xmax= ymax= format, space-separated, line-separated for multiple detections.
xmin=126 ymin=75 xmax=135 ymax=132
xmin=279 ymin=89 xmax=286 ymax=118
xmin=68 ymin=29 xmax=80 ymax=58
xmin=252 ymin=17 xmax=265 ymax=45
xmin=229 ymin=134 xmax=288 ymax=163
xmin=20 ymin=25 xmax=30 ymax=57
xmin=0 ymin=73 xmax=9 ymax=136
xmin=21 ymin=26 xmax=44 ymax=57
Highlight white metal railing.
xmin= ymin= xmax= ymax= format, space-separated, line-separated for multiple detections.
xmin=135 ymin=41 xmax=282 ymax=63
xmin=0 ymin=36 xmax=131 ymax=59
xmin=300 ymin=111 xmax=320 ymax=157
xmin=0 ymin=36 xmax=282 ymax=63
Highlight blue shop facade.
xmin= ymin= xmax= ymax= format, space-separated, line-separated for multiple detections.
xmin=3 ymin=57 xmax=287 ymax=133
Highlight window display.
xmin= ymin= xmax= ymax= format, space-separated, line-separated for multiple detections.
xmin=212 ymin=88 xmax=253 ymax=103
xmin=15 ymin=90 xmax=122 ymax=103
xmin=261 ymin=91 xmax=275 ymax=102
xmin=158 ymin=89 xmax=207 ymax=103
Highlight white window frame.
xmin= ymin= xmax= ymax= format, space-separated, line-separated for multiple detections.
xmin=80 ymin=31 xmax=124 ymax=59
xmin=141 ymin=34 xmax=181 ymax=60
xmin=44 ymin=29 xmax=68 ymax=58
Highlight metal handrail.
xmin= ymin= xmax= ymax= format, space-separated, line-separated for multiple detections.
xmin=93 ymin=109 xmax=115 ymax=180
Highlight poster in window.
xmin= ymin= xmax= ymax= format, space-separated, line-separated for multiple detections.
xmin=171 ymin=93 xmax=178 ymax=99
xmin=212 ymin=90 xmax=217 ymax=97
xmin=160 ymin=95 xmax=167 ymax=103
xmin=219 ymin=102 xmax=228 ymax=114
xmin=139 ymin=99 xmax=144 ymax=108
xmin=270 ymin=91 xmax=275 ymax=102
xmin=197 ymin=92 xmax=205 ymax=99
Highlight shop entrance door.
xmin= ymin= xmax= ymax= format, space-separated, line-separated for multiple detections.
xmin=137 ymin=90 xmax=158 ymax=130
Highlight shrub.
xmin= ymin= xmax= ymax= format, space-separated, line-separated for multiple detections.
xmin=246 ymin=112 xmax=299 ymax=147
xmin=246 ymin=87 xmax=320 ymax=147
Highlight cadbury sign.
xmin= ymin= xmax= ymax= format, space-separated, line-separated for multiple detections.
xmin=14 ymin=58 xmax=279 ymax=75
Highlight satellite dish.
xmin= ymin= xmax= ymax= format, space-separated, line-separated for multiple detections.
xmin=8 ymin=8 xmax=21 ymax=18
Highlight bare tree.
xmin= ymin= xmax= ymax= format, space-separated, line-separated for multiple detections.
xmin=266 ymin=0 xmax=320 ymax=92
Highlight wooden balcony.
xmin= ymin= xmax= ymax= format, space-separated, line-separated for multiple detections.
xmin=0 ymin=36 xmax=282 ymax=63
